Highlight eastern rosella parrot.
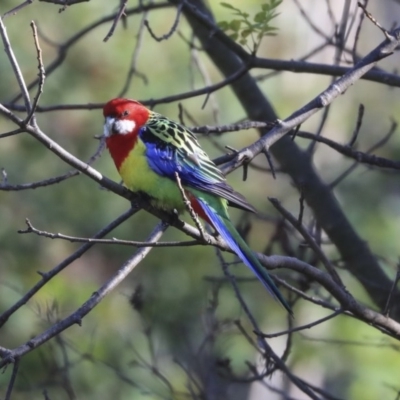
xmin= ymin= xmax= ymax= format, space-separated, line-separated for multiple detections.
xmin=103 ymin=98 xmax=291 ymax=314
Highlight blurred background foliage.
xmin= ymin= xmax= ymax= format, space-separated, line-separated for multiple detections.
xmin=1 ymin=0 xmax=400 ymax=399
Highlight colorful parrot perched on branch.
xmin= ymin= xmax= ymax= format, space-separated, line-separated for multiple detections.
xmin=103 ymin=98 xmax=291 ymax=314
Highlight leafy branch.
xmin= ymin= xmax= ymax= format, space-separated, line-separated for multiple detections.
xmin=218 ymin=0 xmax=282 ymax=52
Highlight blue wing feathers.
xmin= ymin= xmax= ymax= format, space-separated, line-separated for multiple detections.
xmin=198 ymin=200 xmax=275 ymax=294
xmin=197 ymin=199 xmax=292 ymax=314
xmin=145 ymin=143 xmax=212 ymax=183
xmin=143 ymin=138 xmax=256 ymax=213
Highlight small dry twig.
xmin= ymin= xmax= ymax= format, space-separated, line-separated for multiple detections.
xmin=175 ymin=171 xmax=209 ymax=242
xmin=103 ymin=0 xmax=128 ymax=42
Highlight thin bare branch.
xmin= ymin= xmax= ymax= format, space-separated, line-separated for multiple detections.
xmin=0 ymin=17 xmax=32 ymax=113
xmin=216 ymin=248 xmax=320 ymax=399
xmin=259 ymin=310 xmax=344 ymax=339
xmin=0 ymin=207 xmax=138 ymax=327
xmin=118 ymin=7 xmax=149 ymax=97
xmin=0 ymin=222 xmax=167 ymax=368
xmin=348 ymin=104 xmax=365 ymax=146
xmin=18 ymin=217 xmax=199 ymax=247
xmin=144 ymin=1 xmax=183 ymax=42
xmin=384 ymin=263 xmax=400 ymax=316
xmin=3 ymin=0 xmax=34 ymax=18
xmin=269 ymin=197 xmax=343 ymax=286
xmin=103 ymin=0 xmax=128 ymax=42
xmin=358 ymin=1 xmax=391 ymax=39
xmin=4 ymin=358 xmax=20 ymax=400
xmin=175 ymin=171 xmax=208 ymax=242
xmin=26 ymin=21 xmax=45 ymax=126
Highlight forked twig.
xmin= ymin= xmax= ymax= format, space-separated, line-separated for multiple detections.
xmin=18 ymin=218 xmax=198 ymax=247
xmin=269 ymin=197 xmax=344 ymax=287
xmin=357 ymin=2 xmax=391 ymax=39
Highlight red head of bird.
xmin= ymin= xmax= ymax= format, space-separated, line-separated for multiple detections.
xmin=103 ymin=98 xmax=150 ymax=170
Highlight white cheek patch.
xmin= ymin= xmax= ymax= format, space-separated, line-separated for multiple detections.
xmin=103 ymin=117 xmax=136 ymax=137
xmin=113 ymin=119 xmax=136 ymax=135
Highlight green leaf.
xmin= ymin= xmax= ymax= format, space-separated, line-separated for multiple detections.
xmin=229 ymin=19 xmax=242 ymax=31
xmin=261 ymin=26 xmax=278 ymax=35
xmin=220 ymin=2 xmax=235 ymax=10
xmin=254 ymin=11 xmax=266 ymax=23
xmin=261 ymin=3 xmax=273 ymax=12
xmin=218 ymin=20 xmax=229 ymax=30
xmin=228 ymin=32 xmax=239 ymax=41
xmin=267 ymin=0 xmax=282 ymax=8
xmin=219 ymin=0 xmax=281 ymax=44
xmin=241 ymin=29 xmax=253 ymax=38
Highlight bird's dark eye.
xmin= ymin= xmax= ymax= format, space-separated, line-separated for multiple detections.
xmin=122 ymin=110 xmax=129 ymax=117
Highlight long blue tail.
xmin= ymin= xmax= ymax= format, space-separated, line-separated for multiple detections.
xmin=198 ymin=199 xmax=292 ymax=315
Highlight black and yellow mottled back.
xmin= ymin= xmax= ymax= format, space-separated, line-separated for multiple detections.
xmin=140 ymin=112 xmax=256 ymax=214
